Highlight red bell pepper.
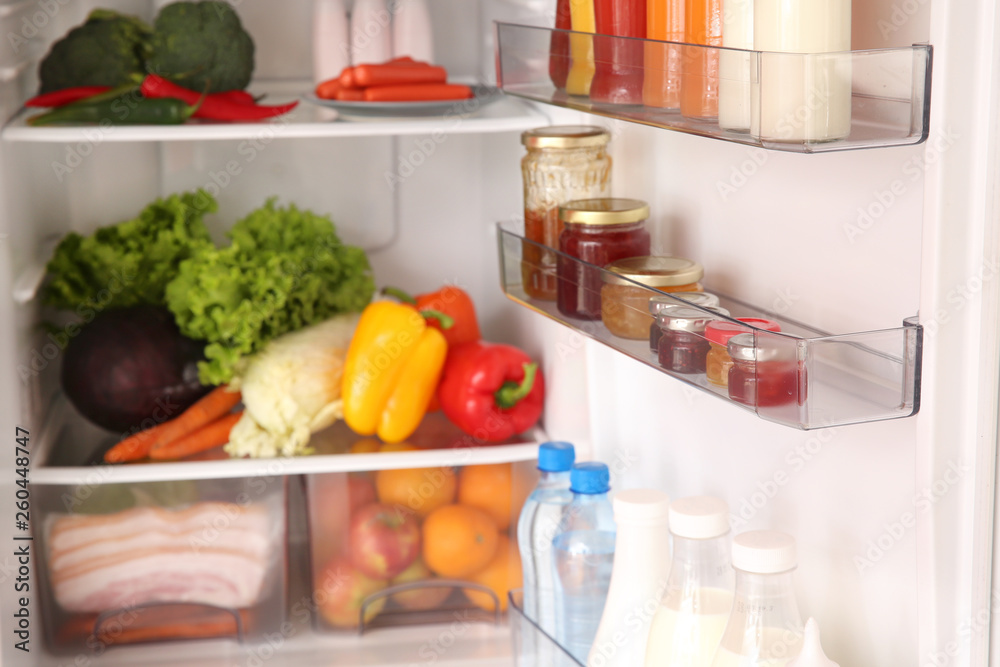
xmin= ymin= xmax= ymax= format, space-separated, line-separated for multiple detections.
xmin=437 ymin=341 xmax=544 ymax=443
xmin=384 ymin=285 xmax=481 ymax=347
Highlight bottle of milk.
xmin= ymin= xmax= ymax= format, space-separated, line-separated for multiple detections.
xmin=643 ymin=496 xmax=734 ymax=667
xmin=710 ymin=530 xmax=804 ymax=667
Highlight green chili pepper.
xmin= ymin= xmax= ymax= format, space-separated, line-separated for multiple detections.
xmin=27 ymin=90 xmax=201 ymax=126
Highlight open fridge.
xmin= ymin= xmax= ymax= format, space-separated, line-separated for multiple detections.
xmin=0 ymin=0 xmax=998 ymax=665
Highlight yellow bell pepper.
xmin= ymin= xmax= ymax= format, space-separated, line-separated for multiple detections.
xmin=341 ymin=301 xmax=448 ymax=443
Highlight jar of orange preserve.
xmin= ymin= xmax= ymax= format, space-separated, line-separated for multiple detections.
xmin=601 ymin=256 xmax=704 ymax=339
xmin=521 ymin=126 xmax=612 ymax=300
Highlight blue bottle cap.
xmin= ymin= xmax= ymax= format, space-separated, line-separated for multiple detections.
xmin=570 ymin=462 xmax=610 ymax=494
xmin=538 ymin=441 xmax=575 ymax=472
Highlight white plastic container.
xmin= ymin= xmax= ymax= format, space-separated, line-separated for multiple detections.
xmin=392 ymin=0 xmax=434 ymax=63
xmin=314 ymin=0 xmax=351 ymax=83
xmin=751 ymin=0 xmax=852 ymax=143
xmin=350 ymin=0 xmax=393 ymax=66
xmin=644 ymin=495 xmax=734 ymax=667
xmin=588 ymin=488 xmax=671 ymax=667
xmin=717 ymin=0 xmax=753 ymax=132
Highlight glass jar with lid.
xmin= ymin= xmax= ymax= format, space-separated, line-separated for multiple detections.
xmin=705 ymin=318 xmax=781 ymax=387
xmin=600 ymin=256 xmax=704 ymax=339
xmin=557 ymin=198 xmax=651 ymax=320
xmin=521 ymin=126 xmax=612 ymax=301
xmin=649 ymin=292 xmax=721 ymax=351
xmin=656 ymin=305 xmax=730 ymax=374
xmin=727 ymin=333 xmax=807 ymax=407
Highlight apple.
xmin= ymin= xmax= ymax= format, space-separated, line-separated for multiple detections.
xmin=314 ymin=557 xmax=387 ymax=629
xmin=390 ymin=557 xmax=452 ymax=610
xmin=349 ymin=502 xmax=421 ymax=579
xmin=348 ymin=474 xmax=377 ymax=515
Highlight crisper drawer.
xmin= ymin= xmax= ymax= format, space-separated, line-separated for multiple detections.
xmin=32 ymin=476 xmax=288 ymax=652
xmin=304 ymin=456 xmax=536 ymax=634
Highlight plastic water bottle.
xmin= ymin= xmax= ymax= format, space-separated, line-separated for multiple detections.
xmin=552 ymin=461 xmax=616 ymax=664
xmin=517 ymin=441 xmax=576 ymax=635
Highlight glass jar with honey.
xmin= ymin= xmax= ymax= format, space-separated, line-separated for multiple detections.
xmin=600 ymin=256 xmax=704 ymax=339
xmin=521 ymin=126 xmax=612 ymax=301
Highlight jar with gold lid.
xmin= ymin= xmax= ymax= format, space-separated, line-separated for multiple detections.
xmin=600 ymin=256 xmax=705 ymax=339
xmin=521 ymin=126 xmax=612 ymax=301
xmin=557 ymin=198 xmax=651 ymax=320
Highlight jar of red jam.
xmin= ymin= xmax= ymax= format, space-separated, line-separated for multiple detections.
xmin=557 ymin=198 xmax=651 ymax=320
xmin=705 ymin=318 xmax=781 ymax=387
xmin=521 ymin=126 xmax=612 ymax=301
xmin=656 ymin=305 xmax=730 ymax=374
xmin=727 ymin=333 xmax=807 ymax=407
xmin=600 ymin=256 xmax=704 ymax=339
xmin=648 ymin=292 xmax=721 ymax=351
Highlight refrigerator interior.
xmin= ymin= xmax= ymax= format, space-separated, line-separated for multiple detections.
xmin=0 ymin=0 xmax=997 ymax=665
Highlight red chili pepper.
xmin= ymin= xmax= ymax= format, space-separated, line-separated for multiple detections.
xmin=140 ymin=75 xmax=297 ymax=121
xmin=436 ymin=341 xmax=545 ymax=443
xmin=26 ymin=86 xmax=113 ymax=108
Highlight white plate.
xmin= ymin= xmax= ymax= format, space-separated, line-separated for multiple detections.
xmin=302 ymin=85 xmax=504 ymax=120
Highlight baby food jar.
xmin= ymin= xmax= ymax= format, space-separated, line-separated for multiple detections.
xmin=521 ymin=126 xmax=612 ymax=300
xmin=557 ymin=198 xmax=651 ymax=320
xmin=649 ymin=292 xmax=721 ymax=351
xmin=600 ymin=256 xmax=704 ymax=339
xmin=727 ymin=333 xmax=807 ymax=407
xmin=705 ymin=318 xmax=781 ymax=387
xmin=656 ymin=305 xmax=730 ymax=374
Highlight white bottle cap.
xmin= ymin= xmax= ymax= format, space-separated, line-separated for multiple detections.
xmin=787 ymin=618 xmax=840 ymax=667
xmin=732 ymin=530 xmax=797 ymax=573
xmin=612 ymin=489 xmax=671 ymax=526
xmin=669 ymin=496 xmax=730 ymax=539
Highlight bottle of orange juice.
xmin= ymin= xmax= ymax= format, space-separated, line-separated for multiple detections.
xmin=643 ymin=0 xmax=684 ymax=108
xmin=566 ymin=0 xmax=597 ymax=95
xmin=680 ymin=0 xmax=722 ymax=119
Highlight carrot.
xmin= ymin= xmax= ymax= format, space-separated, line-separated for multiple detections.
xmin=315 ymin=77 xmax=342 ymax=99
xmin=149 ymin=411 xmax=243 ymax=461
xmin=363 ymin=83 xmax=474 ymax=102
xmin=353 ymin=64 xmax=447 ymax=88
xmin=334 ymin=87 xmax=365 ymax=101
xmin=103 ymin=385 xmax=242 ymax=463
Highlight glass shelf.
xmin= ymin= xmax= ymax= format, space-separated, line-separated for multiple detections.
xmin=497 ymin=222 xmax=922 ymax=429
xmin=495 ymin=22 xmax=932 ymax=153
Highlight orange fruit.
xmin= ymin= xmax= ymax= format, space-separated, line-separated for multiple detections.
xmin=375 ymin=466 xmax=457 ymax=517
xmin=422 ymin=504 xmax=499 ymax=578
xmin=464 ymin=535 xmax=522 ymax=612
xmin=457 ymin=463 xmax=513 ymax=530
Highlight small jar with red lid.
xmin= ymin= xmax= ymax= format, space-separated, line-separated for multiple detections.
xmin=705 ymin=318 xmax=781 ymax=387
xmin=656 ymin=305 xmax=730 ymax=374
xmin=727 ymin=333 xmax=807 ymax=407
xmin=600 ymin=256 xmax=704 ymax=339
xmin=557 ymin=198 xmax=651 ymax=320
xmin=648 ymin=292 xmax=720 ymax=351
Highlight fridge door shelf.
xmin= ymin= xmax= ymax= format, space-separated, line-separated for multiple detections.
xmin=31 ymin=395 xmax=544 ymax=485
xmin=495 ymin=22 xmax=932 ymax=153
xmin=508 ymin=589 xmax=583 ymax=667
xmin=498 ymin=221 xmax=922 ymax=429
xmin=3 ymin=80 xmax=548 ymax=143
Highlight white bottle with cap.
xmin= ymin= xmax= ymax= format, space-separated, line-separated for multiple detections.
xmin=350 ymin=0 xmax=392 ymax=66
xmin=786 ymin=618 xmax=840 ymax=667
xmin=313 ymin=0 xmax=351 ymax=84
xmin=392 ymin=0 xmax=433 ymax=63
xmin=587 ymin=489 xmax=672 ymax=667
xmin=643 ymin=496 xmax=735 ymax=667
xmin=710 ymin=530 xmax=805 ymax=667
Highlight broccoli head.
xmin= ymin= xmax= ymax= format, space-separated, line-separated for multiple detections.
xmin=147 ymin=1 xmax=255 ymax=94
xmin=38 ymin=10 xmax=151 ymax=94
